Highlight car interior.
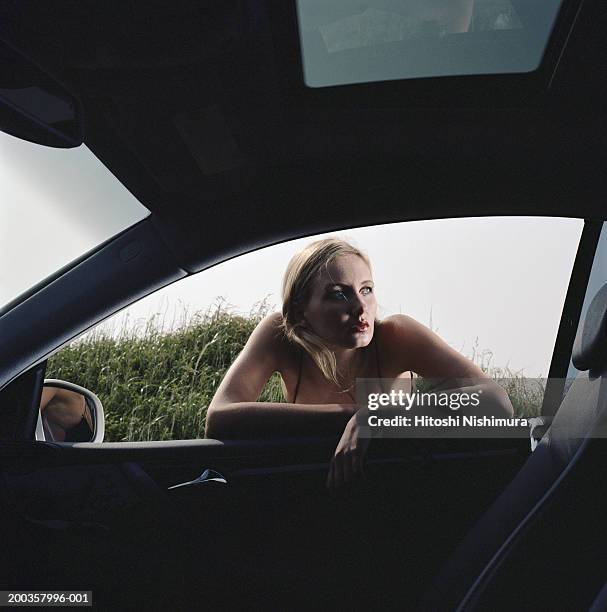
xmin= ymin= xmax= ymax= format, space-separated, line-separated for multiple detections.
xmin=2 ymin=1 xmax=607 ymax=609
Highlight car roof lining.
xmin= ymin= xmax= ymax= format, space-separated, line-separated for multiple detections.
xmin=0 ymin=0 xmax=605 ymax=274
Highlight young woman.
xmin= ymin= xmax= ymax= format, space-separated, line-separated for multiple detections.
xmin=205 ymin=238 xmax=513 ymax=488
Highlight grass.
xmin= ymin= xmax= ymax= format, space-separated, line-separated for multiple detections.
xmin=46 ymin=302 xmax=544 ymax=442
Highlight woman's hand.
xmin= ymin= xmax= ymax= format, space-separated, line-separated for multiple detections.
xmin=327 ymin=412 xmax=371 ymax=490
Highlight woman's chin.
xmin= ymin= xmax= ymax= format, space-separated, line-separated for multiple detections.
xmin=323 ymin=329 xmax=374 ymax=351
xmin=346 ymin=330 xmax=374 ymax=348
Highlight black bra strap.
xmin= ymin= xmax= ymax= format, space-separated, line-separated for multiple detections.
xmin=292 ymin=348 xmax=304 ymax=403
xmin=374 ymin=333 xmax=383 ymax=379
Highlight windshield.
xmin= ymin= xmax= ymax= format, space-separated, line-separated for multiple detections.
xmin=0 ymin=131 xmax=149 ymax=310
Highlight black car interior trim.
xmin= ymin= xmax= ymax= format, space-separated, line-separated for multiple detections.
xmin=542 ymin=219 xmax=602 ymax=416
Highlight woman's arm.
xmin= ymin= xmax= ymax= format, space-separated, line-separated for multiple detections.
xmin=40 ymin=387 xmax=91 ymax=442
xmin=205 ymin=313 xmax=355 ymax=439
xmin=40 ymin=387 xmax=88 ymax=429
xmin=327 ymin=316 xmax=514 ymax=490
xmin=327 ymin=315 xmax=514 ymax=489
xmin=380 ymin=315 xmax=514 ymax=416
xmin=206 ymin=402 xmax=357 ymax=439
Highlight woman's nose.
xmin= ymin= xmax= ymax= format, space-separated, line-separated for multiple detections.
xmin=350 ymin=295 xmax=365 ymax=317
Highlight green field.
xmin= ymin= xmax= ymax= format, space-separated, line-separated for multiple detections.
xmin=46 ymin=304 xmax=543 ymax=442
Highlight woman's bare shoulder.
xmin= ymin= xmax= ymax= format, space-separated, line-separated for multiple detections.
xmin=377 ymin=314 xmax=485 ymax=379
xmin=255 ymin=311 xmax=283 ymax=333
xmin=376 ymin=314 xmax=421 ymax=340
xmin=253 ymin=313 xmax=298 ymax=366
xmin=260 ymin=312 xmax=293 ymax=342
xmin=377 ymin=314 xmax=447 ymax=353
xmin=249 ymin=312 xmax=284 ymax=350
xmin=375 ymin=315 xmax=429 ymax=373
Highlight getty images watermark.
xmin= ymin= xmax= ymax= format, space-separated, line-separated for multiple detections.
xmin=354 ymin=378 xmax=555 ymax=439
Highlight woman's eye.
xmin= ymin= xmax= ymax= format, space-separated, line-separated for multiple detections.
xmin=329 ymin=290 xmax=347 ymax=300
xmin=361 ymin=286 xmax=373 ymax=296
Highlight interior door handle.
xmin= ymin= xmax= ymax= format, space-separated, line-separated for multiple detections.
xmin=168 ymin=469 xmax=228 ymax=490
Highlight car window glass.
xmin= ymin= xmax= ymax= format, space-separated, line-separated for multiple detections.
xmin=45 ymin=216 xmax=583 ymax=442
xmin=0 ymin=131 xmax=149 ymax=310
xmin=297 ymin=0 xmax=562 ymax=87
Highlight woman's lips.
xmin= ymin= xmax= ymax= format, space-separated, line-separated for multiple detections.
xmin=352 ymin=321 xmax=370 ymax=333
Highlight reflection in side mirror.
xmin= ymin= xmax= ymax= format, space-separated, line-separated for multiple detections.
xmin=36 ymin=379 xmax=105 ymax=443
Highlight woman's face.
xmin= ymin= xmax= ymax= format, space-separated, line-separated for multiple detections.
xmin=301 ymin=254 xmax=377 ymax=350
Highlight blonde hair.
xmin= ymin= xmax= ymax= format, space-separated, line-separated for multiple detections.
xmin=281 ymin=237 xmax=372 ymax=387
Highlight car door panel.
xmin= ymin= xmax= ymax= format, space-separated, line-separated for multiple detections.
xmin=0 ymin=434 xmax=528 ymax=607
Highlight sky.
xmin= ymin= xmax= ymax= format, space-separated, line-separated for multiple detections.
xmin=1 ymin=132 xmax=584 ymax=377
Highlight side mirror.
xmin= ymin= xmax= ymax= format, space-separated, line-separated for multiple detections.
xmin=36 ymin=379 xmax=105 ymax=443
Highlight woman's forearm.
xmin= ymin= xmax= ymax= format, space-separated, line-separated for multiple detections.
xmin=205 ymin=402 xmax=356 ymax=439
xmin=204 ymin=383 xmax=514 ymax=439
